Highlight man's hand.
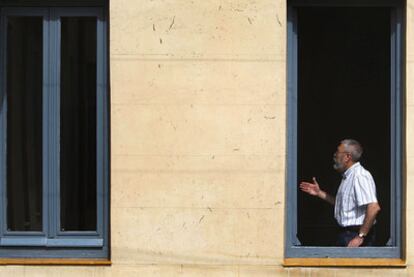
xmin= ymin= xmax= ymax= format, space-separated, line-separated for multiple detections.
xmin=299 ymin=177 xmax=335 ymax=205
xmin=347 ymin=236 xmax=364 ymax=247
xmin=299 ymin=177 xmax=321 ymax=196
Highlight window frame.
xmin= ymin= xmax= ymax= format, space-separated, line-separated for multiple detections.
xmin=285 ymin=0 xmax=404 ymax=260
xmin=0 ymin=5 xmax=109 ymax=259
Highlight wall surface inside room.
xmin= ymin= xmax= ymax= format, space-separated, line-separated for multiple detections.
xmin=3 ymin=0 xmax=414 ymax=276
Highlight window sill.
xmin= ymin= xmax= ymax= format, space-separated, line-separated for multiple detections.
xmin=0 ymin=258 xmax=111 ymax=265
xmin=283 ymin=258 xmax=406 ymax=267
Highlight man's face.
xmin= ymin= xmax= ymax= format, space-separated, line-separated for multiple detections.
xmin=333 ymin=144 xmax=350 ymax=173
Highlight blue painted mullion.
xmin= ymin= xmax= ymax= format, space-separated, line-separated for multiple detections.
xmin=96 ymin=8 xmax=106 ymax=239
xmin=393 ymin=6 xmax=403 ymax=251
xmin=48 ymin=8 xmax=60 ymax=239
xmin=100 ymin=8 xmax=109 ymax=248
xmin=42 ymin=8 xmax=51 ymax=239
xmin=0 ymin=9 xmax=6 ymax=239
xmin=389 ymin=6 xmax=403 ymax=249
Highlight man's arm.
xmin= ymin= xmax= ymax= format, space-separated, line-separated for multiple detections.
xmin=347 ymin=202 xmax=381 ymax=247
xmin=316 ymin=190 xmax=336 ymax=206
xmin=299 ymin=177 xmax=335 ymax=205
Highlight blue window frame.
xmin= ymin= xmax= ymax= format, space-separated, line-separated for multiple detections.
xmin=0 ymin=3 xmax=108 ymax=259
xmin=286 ymin=0 xmax=404 ymax=258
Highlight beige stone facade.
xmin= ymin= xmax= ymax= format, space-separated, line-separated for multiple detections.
xmin=3 ymin=0 xmax=414 ymax=276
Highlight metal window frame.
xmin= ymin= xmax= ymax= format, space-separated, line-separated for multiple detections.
xmin=0 ymin=6 xmax=108 ymax=258
xmin=285 ymin=0 xmax=404 ymax=258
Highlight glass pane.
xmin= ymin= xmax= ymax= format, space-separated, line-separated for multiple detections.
xmin=60 ymin=17 xmax=97 ymax=231
xmin=6 ymin=17 xmax=43 ymax=232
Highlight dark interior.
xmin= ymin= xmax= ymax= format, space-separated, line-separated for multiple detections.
xmin=6 ymin=16 xmax=43 ymax=231
xmin=297 ymin=7 xmax=391 ymax=246
xmin=60 ymin=17 xmax=97 ymax=231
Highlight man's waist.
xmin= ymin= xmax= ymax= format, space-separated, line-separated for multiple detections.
xmin=339 ymin=224 xmax=376 ymax=233
xmin=339 ymin=225 xmax=362 ymax=232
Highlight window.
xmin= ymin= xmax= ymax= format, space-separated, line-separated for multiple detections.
xmin=0 ymin=2 xmax=108 ymax=259
xmin=285 ymin=0 xmax=404 ymax=261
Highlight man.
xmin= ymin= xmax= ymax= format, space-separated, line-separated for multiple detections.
xmin=299 ymin=139 xmax=381 ymax=247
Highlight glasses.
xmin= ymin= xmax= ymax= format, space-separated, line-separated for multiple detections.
xmin=334 ymin=151 xmax=350 ymax=157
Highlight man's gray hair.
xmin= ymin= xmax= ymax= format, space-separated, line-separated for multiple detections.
xmin=341 ymin=139 xmax=363 ymax=162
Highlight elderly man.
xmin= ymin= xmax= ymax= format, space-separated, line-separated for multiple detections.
xmin=300 ymin=139 xmax=381 ymax=247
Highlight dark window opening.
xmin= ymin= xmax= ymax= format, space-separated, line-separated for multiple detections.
xmin=60 ymin=17 xmax=97 ymax=232
xmin=6 ymin=16 xmax=43 ymax=232
xmin=297 ymin=8 xmax=391 ymax=246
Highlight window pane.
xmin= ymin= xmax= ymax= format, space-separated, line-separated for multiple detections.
xmin=6 ymin=17 xmax=43 ymax=232
xmin=60 ymin=17 xmax=97 ymax=231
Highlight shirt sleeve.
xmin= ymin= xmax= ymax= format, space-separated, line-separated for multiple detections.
xmin=354 ymin=173 xmax=378 ymax=206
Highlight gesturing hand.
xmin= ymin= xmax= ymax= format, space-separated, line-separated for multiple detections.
xmin=299 ymin=177 xmax=321 ymax=197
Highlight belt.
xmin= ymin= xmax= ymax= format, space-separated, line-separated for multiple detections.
xmin=340 ymin=225 xmax=362 ymax=232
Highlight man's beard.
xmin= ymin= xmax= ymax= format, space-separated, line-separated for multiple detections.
xmin=333 ymin=157 xmax=346 ymax=172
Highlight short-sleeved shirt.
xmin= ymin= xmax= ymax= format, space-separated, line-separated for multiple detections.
xmin=334 ymin=162 xmax=378 ymax=227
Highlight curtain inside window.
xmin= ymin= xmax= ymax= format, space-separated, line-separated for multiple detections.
xmin=6 ymin=16 xmax=43 ymax=232
xmin=60 ymin=17 xmax=97 ymax=231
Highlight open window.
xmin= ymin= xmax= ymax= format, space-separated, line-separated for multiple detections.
xmin=286 ymin=0 xmax=404 ymax=260
xmin=0 ymin=1 xmax=108 ymax=259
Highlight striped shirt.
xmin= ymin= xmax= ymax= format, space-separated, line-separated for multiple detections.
xmin=334 ymin=162 xmax=378 ymax=227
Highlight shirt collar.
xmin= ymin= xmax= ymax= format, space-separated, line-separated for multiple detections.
xmin=342 ymin=162 xmax=360 ymax=179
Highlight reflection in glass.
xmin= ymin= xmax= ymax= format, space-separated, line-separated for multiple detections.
xmin=60 ymin=17 xmax=97 ymax=231
xmin=6 ymin=17 xmax=43 ymax=232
